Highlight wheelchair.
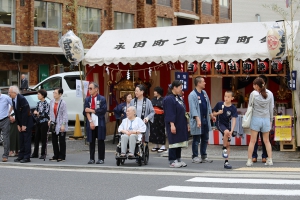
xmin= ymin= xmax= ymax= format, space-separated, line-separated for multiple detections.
xmin=115 ymin=132 xmax=149 ymax=166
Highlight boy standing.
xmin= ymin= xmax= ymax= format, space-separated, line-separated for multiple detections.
xmin=213 ymin=91 xmax=238 ymax=169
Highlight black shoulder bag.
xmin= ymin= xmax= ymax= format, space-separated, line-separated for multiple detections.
xmin=49 ymin=101 xmax=62 ymax=133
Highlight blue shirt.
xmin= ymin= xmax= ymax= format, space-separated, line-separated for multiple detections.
xmin=213 ymin=101 xmax=238 ymax=128
xmin=0 ymin=94 xmax=12 ymax=119
xmin=194 ymin=89 xmax=207 ymax=118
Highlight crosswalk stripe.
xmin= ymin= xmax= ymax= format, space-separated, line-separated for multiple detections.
xmin=127 ymin=196 xmax=219 ymax=200
xmin=159 ymin=186 xmax=300 ymax=196
xmin=187 ymin=177 xmax=300 ymax=185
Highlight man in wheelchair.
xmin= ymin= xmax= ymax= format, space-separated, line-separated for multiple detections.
xmin=118 ymin=106 xmax=146 ymax=158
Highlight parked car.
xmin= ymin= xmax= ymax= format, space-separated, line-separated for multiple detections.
xmin=30 ymin=71 xmax=84 ymax=122
xmin=0 ymin=89 xmax=50 ymax=145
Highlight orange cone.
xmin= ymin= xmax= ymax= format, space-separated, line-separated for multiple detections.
xmin=69 ymin=114 xmax=84 ymax=140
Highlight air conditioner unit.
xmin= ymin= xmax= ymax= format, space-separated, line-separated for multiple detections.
xmin=12 ymin=53 xmax=23 ymax=61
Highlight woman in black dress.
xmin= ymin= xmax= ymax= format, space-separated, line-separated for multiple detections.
xmin=149 ymin=87 xmax=166 ymax=153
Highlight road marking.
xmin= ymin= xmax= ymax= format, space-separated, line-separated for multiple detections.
xmin=187 ymin=177 xmax=300 ymax=185
xmin=235 ymin=167 xmax=300 ymax=172
xmin=127 ymin=196 xmax=218 ymax=200
xmin=159 ymin=186 xmax=300 ymax=196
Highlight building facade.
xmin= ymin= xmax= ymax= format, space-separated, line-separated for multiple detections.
xmin=0 ymin=0 xmax=231 ymax=87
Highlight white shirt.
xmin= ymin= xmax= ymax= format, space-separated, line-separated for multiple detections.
xmin=118 ymin=117 xmax=146 ymax=134
xmin=0 ymin=94 xmax=12 ymax=119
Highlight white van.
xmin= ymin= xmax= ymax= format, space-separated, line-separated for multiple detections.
xmin=30 ymin=71 xmax=85 ymax=122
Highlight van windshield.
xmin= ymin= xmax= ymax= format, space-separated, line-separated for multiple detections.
xmin=64 ymin=75 xmax=80 ymax=90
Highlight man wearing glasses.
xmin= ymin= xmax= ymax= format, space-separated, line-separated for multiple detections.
xmin=83 ymin=82 xmax=107 ymax=164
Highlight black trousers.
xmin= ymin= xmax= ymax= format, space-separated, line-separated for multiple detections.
xmin=18 ymin=127 xmax=32 ymax=160
xmin=89 ymin=126 xmax=105 ymax=160
xmin=33 ymin=121 xmax=48 ymax=156
xmin=52 ymin=132 xmax=66 ymax=160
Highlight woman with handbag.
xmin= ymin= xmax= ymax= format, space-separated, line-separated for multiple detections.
xmin=48 ymin=88 xmax=68 ymax=162
xmin=31 ymin=89 xmax=50 ymax=159
xmin=246 ymin=77 xmax=273 ymax=167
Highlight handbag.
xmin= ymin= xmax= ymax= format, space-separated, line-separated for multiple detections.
xmin=49 ymin=101 xmax=61 ymax=133
xmin=242 ymin=94 xmax=255 ymax=128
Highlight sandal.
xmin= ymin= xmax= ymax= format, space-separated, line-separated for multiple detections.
xmin=120 ymin=153 xmax=126 ymax=158
xmin=151 ymin=148 xmax=160 ymax=152
xmin=128 ymin=153 xmax=134 ymax=157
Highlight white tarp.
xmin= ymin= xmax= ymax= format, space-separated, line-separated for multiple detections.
xmin=83 ymin=21 xmax=299 ymax=66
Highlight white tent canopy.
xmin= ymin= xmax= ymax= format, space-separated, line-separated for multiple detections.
xmin=83 ymin=21 xmax=299 ymax=66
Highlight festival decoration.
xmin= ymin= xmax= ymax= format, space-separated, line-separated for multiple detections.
xmin=228 ymin=60 xmax=239 ymax=72
xmin=257 ymin=60 xmax=269 ymax=72
xmin=271 ymin=59 xmax=283 ymax=72
xmin=58 ymin=30 xmax=84 ymax=67
xmin=242 ymin=61 xmax=254 ymax=73
xmin=267 ymin=23 xmax=286 ymax=59
xmin=127 ymin=70 xmax=130 ymax=80
xmin=149 ymin=67 xmax=152 ymax=77
xmin=215 ymin=61 xmax=225 ymax=73
xmin=200 ymin=61 xmax=211 ymax=73
xmin=187 ymin=62 xmax=198 ymax=73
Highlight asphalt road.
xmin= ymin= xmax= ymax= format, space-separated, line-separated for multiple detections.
xmin=1 ymin=165 xmax=300 ymax=200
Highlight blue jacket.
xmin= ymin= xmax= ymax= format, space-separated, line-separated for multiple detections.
xmin=83 ymin=94 xmax=107 ymax=142
xmin=188 ymin=90 xmax=212 ymax=135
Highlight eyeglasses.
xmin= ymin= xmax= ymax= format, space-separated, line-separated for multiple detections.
xmin=88 ymin=87 xmax=94 ymax=90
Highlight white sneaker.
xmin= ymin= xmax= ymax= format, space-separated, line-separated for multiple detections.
xmin=265 ymin=158 xmax=273 ymax=166
xmin=192 ymin=157 xmax=201 ymax=163
xmin=201 ymin=158 xmax=213 ymax=163
xmin=169 ymin=160 xmax=182 ymax=168
xmin=180 ymin=161 xmax=187 ymax=167
xmin=246 ymin=158 xmax=253 ymax=167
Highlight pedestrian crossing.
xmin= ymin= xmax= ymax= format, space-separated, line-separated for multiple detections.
xmin=127 ymin=176 xmax=300 ymax=200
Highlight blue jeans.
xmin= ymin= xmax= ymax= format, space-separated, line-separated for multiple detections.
xmin=169 ymin=147 xmax=181 ymax=163
xmin=192 ymin=118 xmax=209 ymax=159
xmin=252 ymin=132 xmax=268 ymax=159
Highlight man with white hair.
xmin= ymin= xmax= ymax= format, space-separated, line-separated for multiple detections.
xmin=8 ymin=86 xmax=33 ymax=163
xmin=0 ymin=89 xmax=13 ymax=162
xmin=20 ymin=74 xmax=28 ymax=91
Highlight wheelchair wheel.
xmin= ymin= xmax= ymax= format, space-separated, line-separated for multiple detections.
xmin=116 ymin=159 xmax=121 ymax=166
xmin=143 ymin=144 xmax=149 ymax=165
xmin=121 ymin=159 xmax=125 ymax=165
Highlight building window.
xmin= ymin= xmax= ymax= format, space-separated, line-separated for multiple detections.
xmin=157 ymin=0 xmax=171 ymax=6
xmin=114 ymin=12 xmax=134 ymax=30
xmin=77 ymin=7 xmax=100 ymax=33
xmin=34 ymin=1 xmax=62 ymax=29
xmin=181 ymin=0 xmax=193 ymax=11
xmin=219 ymin=0 xmax=230 ymax=19
xmin=157 ymin=17 xmax=172 ymax=27
xmin=0 ymin=0 xmax=14 ymax=26
xmin=202 ymin=0 xmax=213 ymax=15
xmin=146 ymin=0 xmax=152 ymax=5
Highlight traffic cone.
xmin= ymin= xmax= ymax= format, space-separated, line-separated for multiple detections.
xmin=69 ymin=114 xmax=84 ymax=140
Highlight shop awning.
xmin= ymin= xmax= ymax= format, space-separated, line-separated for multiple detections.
xmin=83 ymin=21 xmax=299 ymax=66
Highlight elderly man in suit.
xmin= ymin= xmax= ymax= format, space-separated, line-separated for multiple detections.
xmin=20 ymin=74 xmax=28 ymax=91
xmin=8 ymin=86 xmax=33 ymax=163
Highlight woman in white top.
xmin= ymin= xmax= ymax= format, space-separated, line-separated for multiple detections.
xmin=118 ymin=106 xmax=146 ymax=157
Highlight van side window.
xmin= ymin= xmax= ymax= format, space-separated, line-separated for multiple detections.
xmin=40 ymin=77 xmax=62 ymax=91
xmin=64 ymin=75 xmax=80 ymax=90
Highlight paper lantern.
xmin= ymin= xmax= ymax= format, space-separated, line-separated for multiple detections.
xmin=215 ymin=61 xmax=225 ymax=73
xmin=200 ymin=62 xmax=211 ymax=73
xmin=271 ymin=60 xmax=283 ymax=72
xmin=58 ymin=30 xmax=84 ymax=67
xmin=243 ymin=61 xmax=254 ymax=73
xmin=267 ymin=25 xmax=286 ymax=59
xmin=228 ymin=60 xmax=239 ymax=72
xmin=257 ymin=61 xmax=269 ymax=72
xmin=187 ymin=62 xmax=198 ymax=73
